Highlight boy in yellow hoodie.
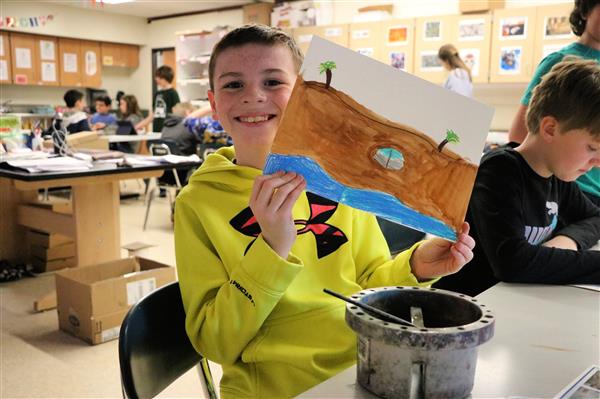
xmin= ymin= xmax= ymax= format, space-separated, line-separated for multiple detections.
xmin=175 ymin=24 xmax=476 ymax=399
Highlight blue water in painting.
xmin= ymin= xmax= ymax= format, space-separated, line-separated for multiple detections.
xmin=264 ymin=153 xmax=457 ymax=241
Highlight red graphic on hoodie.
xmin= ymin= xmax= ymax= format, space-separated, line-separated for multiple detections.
xmin=229 ymin=192 xmax=348 ymax=258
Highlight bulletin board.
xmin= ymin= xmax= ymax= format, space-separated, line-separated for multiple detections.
xmin=490 ymin=7 xmax=537 ymax=83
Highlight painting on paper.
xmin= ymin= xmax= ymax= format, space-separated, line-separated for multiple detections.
xmin=264 ymin=37 xmax=494 ymax=241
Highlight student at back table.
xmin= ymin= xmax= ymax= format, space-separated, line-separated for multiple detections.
xmin=435 ymin=58 xmax=600 ymax=297
xmin=136 ymin=65 xmax=180 ymax=133
xmin=62 ymin=89 xmax=91 ymax=134
xmin=174 ymin=24 xmax=476 ymax=399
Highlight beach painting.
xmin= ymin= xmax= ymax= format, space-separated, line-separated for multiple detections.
xmin=264 ymin=37 xmax=494 ymax=241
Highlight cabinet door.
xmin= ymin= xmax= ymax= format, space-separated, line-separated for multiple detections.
xmin=349 ymin=22 xmax=383 ymax=60
xmin=10 ymin=33 xmax=37 ymax=85
xmin=80 ymin=40 xmax=101 ymax=88
xmin=36 ymin=36 xmax=59 ymax=86
xmin=490 ymin=7 xmax=537 ymax=83
xmin=0 ymin=32 xmax=12 ymax=83
xmin=533 ymin=3 xmax=575 ymax=66
xmin=380 ymin=19 xmax=416 ymax=74
xmin=123 ymin=44 xmax=139 ymax=68
xmin=58 ymin=38 xmax=82 ymax=87
xmin=414 ymin=14 xmax=457 ymax=84
xmin=101 ymin=42 xmax=123 ymax=67
xmin=451 ymin=13 xmax=493 ymax=83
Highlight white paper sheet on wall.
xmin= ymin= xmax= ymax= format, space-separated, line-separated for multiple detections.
xmin=15 ymin=48 xmax=32 ymax=69
xmin=40 ymin=40 xmax=55 ymax=61
xmin=0 ymin=60 xmax=8 ymax=81
xmin=41 ymin=62 xmax=56 ymax=82
xmin=63 ymin=53 xmax=77 ymax=73
xmin=0 ymin=37 xmax=4 ymax=57
xmin=85 ymin=51 xmax=97 ymax=76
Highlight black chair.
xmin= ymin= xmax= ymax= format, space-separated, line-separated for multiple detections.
xmin=119 ymin=281 xmax=218 ymax=399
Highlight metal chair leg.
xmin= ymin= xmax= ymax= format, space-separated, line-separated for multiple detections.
xmin=196 ymin=358 xmax=218 ymax=399
xmin=143 ymin=188 xmax=156 ymax=231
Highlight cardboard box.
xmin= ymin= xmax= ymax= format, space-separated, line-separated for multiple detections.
xmin=243 ymin=2 xmax=273 ymax=25
xmin=55 ymin=257 xmax=176 ymax=345
xmin=28 ymin=229 xmax=73 ymax=248
xmin=32 ymin=256 xmax=76 ymax=273
xmin=460 ymin=0 xmax=504 ymax=14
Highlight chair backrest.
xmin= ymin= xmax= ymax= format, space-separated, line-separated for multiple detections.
xmin=119 ymin=281 xmax=216 ymax=398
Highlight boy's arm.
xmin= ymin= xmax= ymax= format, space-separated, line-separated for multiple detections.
xmin=175 ymin=198 xmax=303 ymax=366
xmin=470 ymin=156 xmax=600 ymax=285
xmin=551 ymin=181 xmax=600 ymax=250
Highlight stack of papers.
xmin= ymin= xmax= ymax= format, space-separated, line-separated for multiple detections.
xmin=6 ymin=156 xmax=92 ymax=173
xmin=124 ymin=154 xmax=200 ymax=166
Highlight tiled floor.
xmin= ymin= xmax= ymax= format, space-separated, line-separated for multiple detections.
xmin=0 ymin=186 xmax=221 ymax=398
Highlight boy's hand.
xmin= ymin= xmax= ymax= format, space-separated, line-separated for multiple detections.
xmin=542 ymin=235 xmax=578 ymax=250
xmin=410 ymin=222 xmax=475 ymax=281
xmin=250 ymin=171 xmax=306 ymax=259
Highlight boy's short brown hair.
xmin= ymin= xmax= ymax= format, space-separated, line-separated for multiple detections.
xmin=155 ymin=65 xmax=175 ymax=83
xmin=526 ymin=57 xmax=600 ymax=138
xmin=208 ymin=24 xmax=304 ymax=91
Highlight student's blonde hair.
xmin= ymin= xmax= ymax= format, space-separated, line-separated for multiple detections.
xmin=438 ymin=44 xmax=472 ymax=82
xmin=172 ymin=102 xmax=196 ymax=117
xmin=526 ymin=57 xmax=600 ymax=137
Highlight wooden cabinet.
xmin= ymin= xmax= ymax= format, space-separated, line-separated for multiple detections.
xmin=533 ymin=3 xmax=575 ymax=66
xmin=35 ymin=36 xmax=59 ymax=86
xmin=58 ymin=37 xmax=82 ymax=87
xmin=0 ymin=32 xmax=11 ymax=83
xmin=379 ymin=18 xmax=416 ymax=74
xmin=349 ymin=22 xmax=384 ymax=61
xmin=490 ymin=7 xmax=538 ymax=83
xmin=101 ymin=42 xmax=138 ymax=68
xmin=10 ymin=32 xmax=36 ymax=85
xmin=451 ymin=13 xmax=493 ymax=83
xmin=80 ymin=40 xmax=101 ymax=88
xmin=414 ymin=14 xmax=457 ymax=84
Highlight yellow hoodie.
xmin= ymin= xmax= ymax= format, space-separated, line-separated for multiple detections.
xmin=175 ymin=146 xmax=431 ymax=398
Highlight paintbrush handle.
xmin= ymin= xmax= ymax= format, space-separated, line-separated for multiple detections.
xmin=323 ymin=288 xmax=416 ymax=327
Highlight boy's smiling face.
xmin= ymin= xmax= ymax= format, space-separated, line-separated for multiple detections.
xmin=208 ymin=43 xmax=297 ymax=167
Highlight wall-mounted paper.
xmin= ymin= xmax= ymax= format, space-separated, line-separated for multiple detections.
xmin=40 ymin=40 xmax=55 ymax=61
xmin=264 ymin=37 xmax=494 ymax=241
xmin=85 ymin=51 xmax=97 ymax=76
xmin=15 ymin=48 xmax=31 ymax=69
xmin=63 ymin=53 xmax=77 ymax=73
xmin=0 ymin=60 xmax=8 ymax=81
xmin=41 ymin=61 xmax=56 ymax=82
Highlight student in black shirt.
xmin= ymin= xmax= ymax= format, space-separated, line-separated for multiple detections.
xmin=435 ymin=58 xmax=600 ymax=296
xmin=136 ymin=65 xmax=181 ymax=132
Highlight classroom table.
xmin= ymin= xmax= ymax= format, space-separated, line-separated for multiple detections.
xmin=0 ymin=160 xmax=200 ymax=310
xmin=104 ymin=132 xmax=162 ymax=143
xmin=297 ymin=283 xmax=600 ymax=398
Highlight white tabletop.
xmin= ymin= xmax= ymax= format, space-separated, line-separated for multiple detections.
xmin=298 ymin=283 xmax=600 ymax=398
xmin=105 ymin=133 xmax=162 ymax=143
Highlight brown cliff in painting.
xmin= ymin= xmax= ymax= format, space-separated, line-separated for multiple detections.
xmin=272 ymin=75 xmax=478 ymax=233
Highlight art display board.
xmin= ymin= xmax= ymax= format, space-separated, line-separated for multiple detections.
xmin=533 ymin=3 xmax=575 ymax=66
xmin=348 ymin=21 xmax=384 ymax=61
xmin=414 ymin=14 xmax=457 ymax=84
xmin=379 ymin=18 xmax=416 ymax=74
xmin=490 ymin=7 xmax=537 ymax=83
xmin=264 ymin=37 xmax=494 ymax=241
xmin=451 ymin=13 xmax=493 ymax=83
xmin=293 ymin=24 xmax=349 ymax=56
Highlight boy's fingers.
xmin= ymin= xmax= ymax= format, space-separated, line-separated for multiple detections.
xmin=268 ymin=175 xmax=303 ymax=211
xmin=252 ymin=171 xmax=288 ymax=206
xmin=458 ymin=233 xmax=476 ymax=250
xmin=280 ymin=179 xmax=306 ymax=215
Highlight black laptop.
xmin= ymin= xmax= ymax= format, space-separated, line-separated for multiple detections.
xmin=116 ymin=120 xmax=136 ymax=135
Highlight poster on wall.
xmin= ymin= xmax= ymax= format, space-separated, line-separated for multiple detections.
xmin=41 ymin=62 xmax=56 ymax=82
xmin=0 ymin=37 xmax=4 ymax=57
xmin=459 ymin=48 xmax=480 ymax=77
xmin=499 ymin=46 xmax=522 ymax=74
xmin=357 ymin=48 xmax=374 ymax=57
xmin=420 ymin=50 xmax=443 ymax=71
xmin=264 ymin=37 xmax=494 ymax=241
xmin=15 ymin=48 xmax=32 ymax=69
xmin=63 ymin=53 xmax=78 ymax=73
xmin=389 ymin=51 xmax=406 ymax=70
xmin=500 ymin=17 xmax=527 ymax=40
xmin=424 ymin=21 xmax=441 ymax=41
xmin=85 ymin=51 xmax=97 ymax=76
xmin=544 ymin=16 xmax=572 ymax=39
xmin=39 ymin=40 xmax=55 ymax=61
xmin=0 ymin=60 xmax=8 ymax=81
xmin=458 ymin=19 xmax=485 ymax=41
xmin=387 ymin=25 xmax=409 ymax=46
